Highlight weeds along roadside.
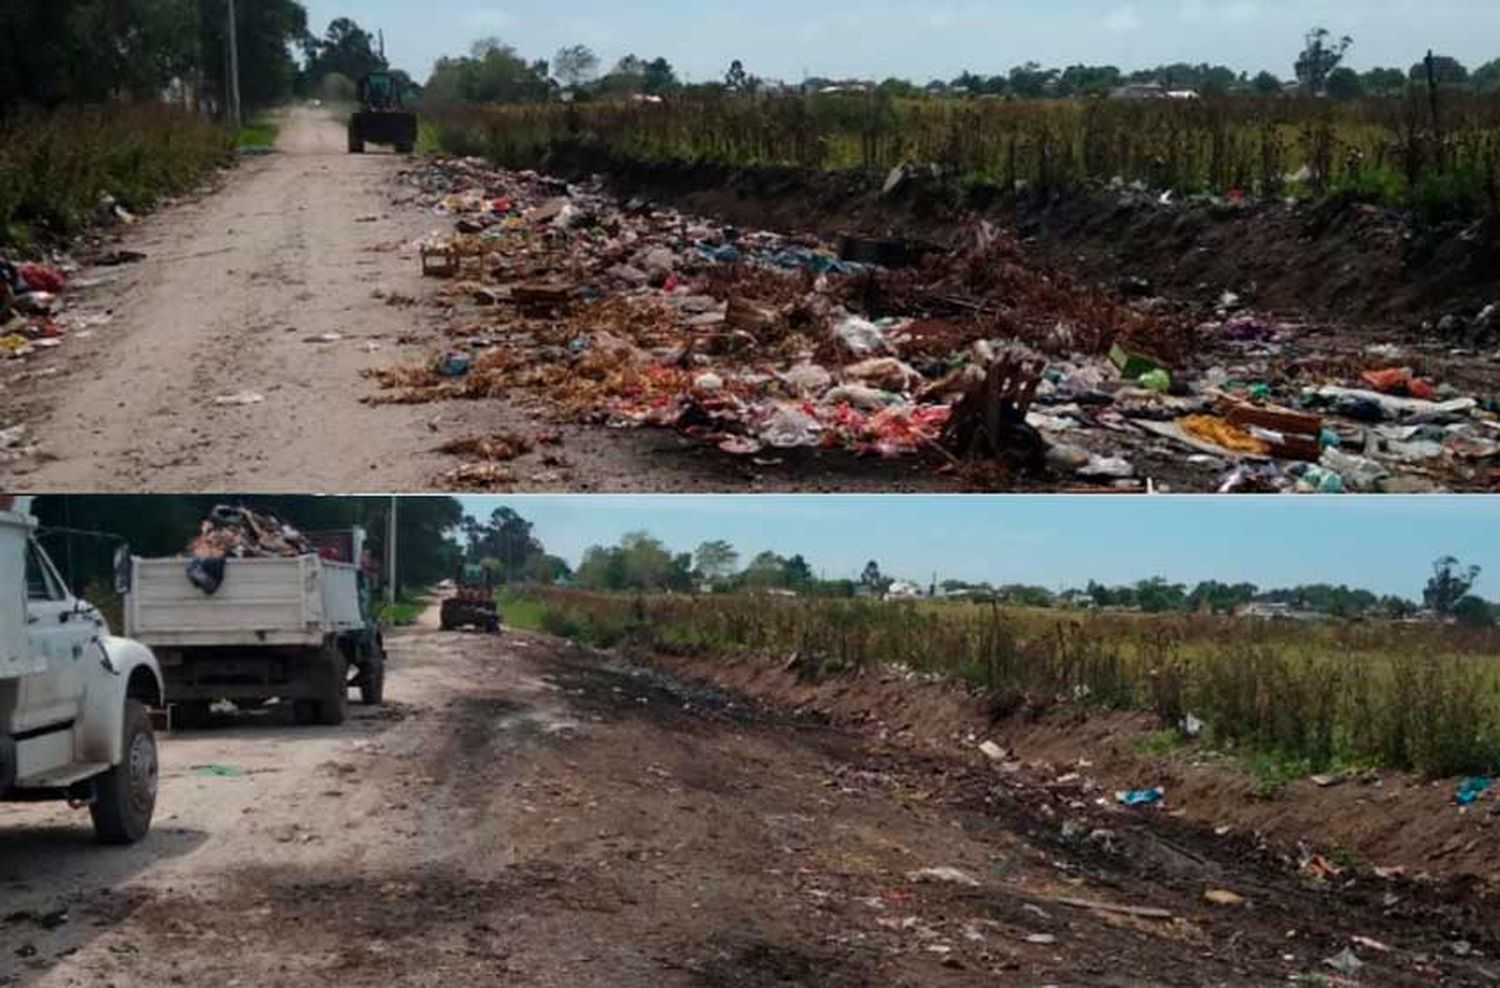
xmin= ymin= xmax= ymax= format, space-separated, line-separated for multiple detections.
xmin=0 ymin=103 xmax=235 ymax=248
xmin=502 ymin=586 xmax=1500 ymax=779
xmin=421 ymin=91 xmax=1500 ymax=223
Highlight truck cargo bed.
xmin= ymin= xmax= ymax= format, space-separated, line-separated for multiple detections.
xmin=125 ymin=555 xmax=362 ymax=648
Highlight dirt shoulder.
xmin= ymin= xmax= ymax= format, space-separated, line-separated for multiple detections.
xmin=644 ymin=645 xmax=1500 ymax=895
xmin=2 ymin=618 xmax=1497 ymax=986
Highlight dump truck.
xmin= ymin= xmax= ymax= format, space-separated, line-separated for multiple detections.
xmin=348 ymin=71 xmax=416 ymax=154
xmin=0 ymin=496 xmax=164 ymax=843
xmin=123 ymin=528 xmax=386 ymax=728
xmin=439 ymin=563 xmax=501 ymax=633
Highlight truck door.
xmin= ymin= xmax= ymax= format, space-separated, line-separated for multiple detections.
xmin=19 ymin=539 xmax=89 ymax=730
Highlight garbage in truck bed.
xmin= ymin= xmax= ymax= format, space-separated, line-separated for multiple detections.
xmin=188 ymin=505 xmax=313 ymax=560
xmin=372 ymin=155 xmax=1500 ymax=492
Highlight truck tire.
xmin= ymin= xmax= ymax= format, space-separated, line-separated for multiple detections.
xmin=348 ymin=126 xmax=364 ymax=154
xmin=90 ymin=700 xmax=158 ymax=845
xmin=359 ymin=645 xmax=385 ymax=706
xmin=316 ymin=648 xmax=349 ymax=726
xmin=396 ymin=143 xmax=414 ymax=154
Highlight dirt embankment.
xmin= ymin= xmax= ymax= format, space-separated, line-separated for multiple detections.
xmin=547 ymin=143 xmax=1500 ymax=335
xmin=643 ymin=646 xmax=1500 ymax=894
xmin=6 ymin=619 xmax=1500 ymax=986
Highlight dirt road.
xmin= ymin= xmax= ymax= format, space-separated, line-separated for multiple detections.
xmin=1 ymin=606 xmax=1495 ymax=986
xmin=0 ymin=108 xmax=948 ymax=494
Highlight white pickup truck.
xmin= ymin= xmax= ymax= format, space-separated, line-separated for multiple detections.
xmin=123 ymin=530 xmax=386 ymax=727
xmin=1 ymin=496 xmax=163 ymax=843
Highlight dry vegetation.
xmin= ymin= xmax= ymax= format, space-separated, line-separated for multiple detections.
xmin=424 ymin=91 xmax=1500 ymax=220
xmin=514 ymin=587 xmax=1500 ymax=777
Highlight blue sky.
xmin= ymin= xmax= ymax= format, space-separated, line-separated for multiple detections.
xmin=450 ymin=495 xmax=1500 ymax=597
xmin=306 ymin=0 xmax=1500 ymax=84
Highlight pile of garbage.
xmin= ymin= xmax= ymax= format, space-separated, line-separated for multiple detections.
xmin=184 ymin=505 xmax=313 ymax=594
xmin=188 ymin=505 xmax=312 ymax=560
xmin=374 ymin=156 xmax=1500 ymax=491
xmin=0 ymin=261 xmax=71 ymax=360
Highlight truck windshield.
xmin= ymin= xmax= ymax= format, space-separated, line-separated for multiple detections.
xmin=24 ymin=541 xmax=60 ymax=601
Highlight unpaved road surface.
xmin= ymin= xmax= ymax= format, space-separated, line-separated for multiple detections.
xmin=0 ymin=107 xmax=948 ymax=494
xmin=2 ymin=609 xmax=1496 ymax=986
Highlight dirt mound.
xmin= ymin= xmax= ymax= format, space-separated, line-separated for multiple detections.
xmin=644 ymin=648 xmax=1500 ymax=899
xmin=547 ymin=142 xmax=1500 ymax=334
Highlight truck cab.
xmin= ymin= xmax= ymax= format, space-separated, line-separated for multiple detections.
xmin=2 ymin=496 xmax=164 ymax=843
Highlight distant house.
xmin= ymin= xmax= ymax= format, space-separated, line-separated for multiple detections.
xmin=1110 ymin=82 xmax=1166 ymax=100
xmin=1057 ymin=590 xmax=1094 ymax=609
xmin=1236 ymin=601 xmax=1325 ymax=622
xmin=884 ymin=580 xmax=925 ymax=600
xmin=1165 ymin=89 xmax=1200 ymax=100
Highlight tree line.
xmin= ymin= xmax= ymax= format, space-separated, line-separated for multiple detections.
xmin=421 ymin=26 xmax=1500 ymax=106
xmin=456 ymin=507 xmax=1494 ymax=626
xmin=30 ymin=495 xmax=463 ymax=597
xmin=0 ymin=2 xmax=401 ymax=115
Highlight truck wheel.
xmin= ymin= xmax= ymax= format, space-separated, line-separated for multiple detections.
xmin=316 ymin=649 xmax=349 ymax=726
xmin=359 ymin=647 xmax=385 ymax=705
xmin=91 ymin=700 xmax=158 ymax=845
xmin=396 ymin=143 xmax=414 ymax=154
xmin=487 ymin=616 xmax=501 ymax=634
xmin=348 ymin=128 xmax=364 ymax=154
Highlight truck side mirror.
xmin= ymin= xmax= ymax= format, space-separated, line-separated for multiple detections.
xmin=113 ymin=546 xmax=132 ymax=595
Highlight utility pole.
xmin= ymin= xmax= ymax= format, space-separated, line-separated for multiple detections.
xmin=225 ymin=0 xmax=242 ymax=129
xmin=385 ymin=496 xmax=398 ymax=610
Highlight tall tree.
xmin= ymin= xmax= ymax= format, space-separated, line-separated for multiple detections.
xmin=693 ymin=540 xmax=739 ymax=581
xmin=552 ymin=44 xmax=598 ymax=88
xmin=1424 ymin=556 xmax=1481 ymax=615
xmin=725 ymin=59 xmax=748 ymax=92
xmin=1295 ymin=27 xmax=1353 ymax=95
xmin=1409 ymin=54 xmax=1469 ymax=85
xmin=1473 ymin=59 xmax=1500 ymax=93
xmin=1252 ymin=70 xmax=1283 ymax=95
xmin=197 ymin=0 xmax=309 ymax=111
xmin=1325 ymin=67 xmax=1364 ymax=100
xmin=304 ymin=17 xmax=385 ymax=88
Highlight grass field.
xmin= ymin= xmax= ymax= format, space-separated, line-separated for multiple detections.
xmin=235 ymin=114 xmax=279 ymax=151
xmin=376 ymin=589 xmax=434 ymax=627
xmin=423 ymin=91 xmax=1500 ymax=220
xmin=0 ymin=103 xmax=232 ymax=246
xmin=502 ymin=586 xmax=1500 ymax=778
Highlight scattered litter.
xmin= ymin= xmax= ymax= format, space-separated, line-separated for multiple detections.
xmin=1323 ymin=947 xmax=1364 ymax=977
xmin=191 ymin=763 xmax=247 ymax=777
xmin=1051 ymin=896 xmax=1173 ymax=920
xmin=1453 ymin=776 xmax=1491 ymax=806
xmin=978 ymin=740 xmax=1007 ymax=762
xmin=213 ymin=391 xmax=265 ymax=406
xmin=435 ymin=351 xmax=472 ymax=377
xmin=1115 ymin=787 xmax=1164 ymax=806
xmin=908 ymin=866 xmax=981 ymax=887
xmin=1203 ymin=889 xmax=1245 ymax=907
xmin=360 ymin=156 xmax=1500 ymax=491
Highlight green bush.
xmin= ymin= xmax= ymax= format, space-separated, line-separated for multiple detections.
xmin=0 ymin=103 xmax=231 ymax=245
